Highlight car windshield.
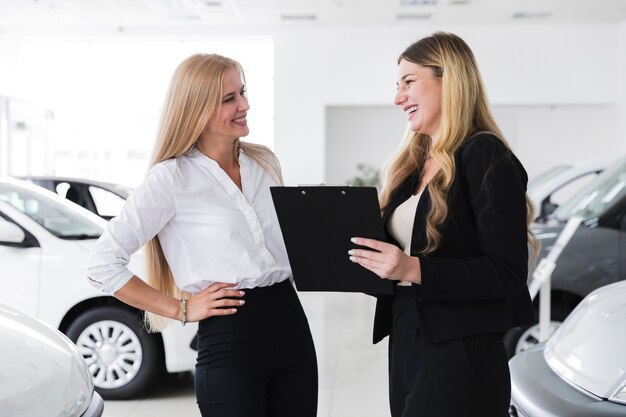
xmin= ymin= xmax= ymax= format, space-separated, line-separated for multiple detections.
xmin=527 ymin=164 xmax=571 ymax=191
xmin=552 ymin=157 xmax=626 ymax=222
xmin=0 ymin=183 xmax=104 ymax=239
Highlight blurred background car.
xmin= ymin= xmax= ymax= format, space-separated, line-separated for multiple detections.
xmin=528 ymin=158 xmax=613 ymax=223
xmin=503 ymin=155 xmax=626 ymax=357
xmin=0 ymin=177 xmax=197 ymax=400
xmin=20 ymin=176 xmax=132 ymax=220
xmin=0 ymin=301 xmax=104 ymax=417
xmin=508 ymin=279 xmax=626 ymax=417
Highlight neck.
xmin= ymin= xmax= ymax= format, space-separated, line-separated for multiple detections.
xmin=196 ymin=137 xmax=240 ymax=171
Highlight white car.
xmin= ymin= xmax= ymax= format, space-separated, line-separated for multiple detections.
xmin=0 ymin=301 xmax=104 ymax=416
xmin=0 ymin=177 xmax=198 ymax=399
xmin=509 ymin=279 xmax=626 ymax=416
xmin=528 ymin=158 xmax=613 ymax=222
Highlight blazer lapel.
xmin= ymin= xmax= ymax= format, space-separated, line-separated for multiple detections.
xmin=410 ymin=186 xmax=429 ymax=255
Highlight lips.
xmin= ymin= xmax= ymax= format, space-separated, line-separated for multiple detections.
xmin=403 ymin=105 xmax=418 ymax=120
xmin=233 ymin=116 xmax=247 ymax=126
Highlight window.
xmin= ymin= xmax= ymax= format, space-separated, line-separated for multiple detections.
xmin=0 ymin=184 xmax=103 ymax=239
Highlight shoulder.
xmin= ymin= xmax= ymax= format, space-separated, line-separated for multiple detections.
xmin=458 ymin=132 xmax=527 ymax=183
xmin=145 ymin=158 xmax=180 ymax=186
xmin=241 ymin=142 xmax=283 ymax=182
xmin=242 ymin=142 xmax=279 ymax=162
xmin=458 ymin=132 xmax=510 ymax=162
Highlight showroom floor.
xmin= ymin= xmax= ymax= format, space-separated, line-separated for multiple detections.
xmin=103 ymin=291 xmax=391 ymax=417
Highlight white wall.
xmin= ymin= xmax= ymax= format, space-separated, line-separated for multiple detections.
xmin=0 ymin=24 xmax=624 ymax=184
xmin=325 ymin=103 xmax=621 ymax=186
xmin=274 ymin=25 xmax=622 ymax=185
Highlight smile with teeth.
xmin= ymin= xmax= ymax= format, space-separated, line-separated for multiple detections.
xmin=233 ymin=117 xmax=247 ymax=125
xmin=406 ymin=105 xmax=418 ymax=114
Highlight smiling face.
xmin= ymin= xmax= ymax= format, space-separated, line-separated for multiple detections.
xmin=204 ymin=65 xmax=250 ymax=142
xmin=394 ymin=59 xmax=442 ymax=139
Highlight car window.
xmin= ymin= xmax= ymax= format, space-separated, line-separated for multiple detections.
xmin=0 ymin=183 xmax=103 ymax=239
xmin=553 ymin=158 xmax=626 ymax=222
xmin=89 ymin=186 xmax=126 ymax=218
xmin=527 ymin=165 xmax=571 ymax=191
xmin=549 ymin=172 xmax=601 ymax=207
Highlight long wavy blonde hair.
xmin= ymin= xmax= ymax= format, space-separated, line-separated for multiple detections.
xmin=145 ymin=54 xmax=283 ymax=331
xmin=379 ymin=32 xmax=539 ymax=259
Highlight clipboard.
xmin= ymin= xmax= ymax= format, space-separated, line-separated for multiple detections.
xmin=270 ymin=186 xmax=394 ymax=295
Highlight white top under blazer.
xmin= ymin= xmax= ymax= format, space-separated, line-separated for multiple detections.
xmin=388 ymin=192 xmax=422 ymax=286
xmin=86 ymin=147 xmax=291 ymax=295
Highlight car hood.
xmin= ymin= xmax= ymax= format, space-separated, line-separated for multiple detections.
xmin=544 ymin=280 xmax=626 ymax=400
xmin=0 ymin=303 xmax=94 ymax=417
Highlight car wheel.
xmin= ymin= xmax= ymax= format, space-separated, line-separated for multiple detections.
xmin=65 ymin=306 xmax=163 ymax=400
xmin=503 ymin=303 xmax=570 ymax=359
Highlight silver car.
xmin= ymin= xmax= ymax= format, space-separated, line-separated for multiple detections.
xmin=509 ymin=280 xmax=626 ymax=416
xmin=0 ymin=302 xmax=104 ymax=417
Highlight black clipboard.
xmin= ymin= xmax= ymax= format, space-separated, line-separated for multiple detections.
xmin=271 ymin=186 xmax=394 ymax=295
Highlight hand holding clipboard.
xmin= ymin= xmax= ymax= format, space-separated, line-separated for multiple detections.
xmin=271 ymin=186 xmax=394 ymax=295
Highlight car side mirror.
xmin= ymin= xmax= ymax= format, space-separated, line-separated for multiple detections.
xmin=540 ymin=197 xmax=559 ymax=220
xmin=0 ymin=221 xmax=26 ymax=245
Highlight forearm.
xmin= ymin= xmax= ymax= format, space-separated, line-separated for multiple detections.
xmin=114 ymin=276 xmax=181 ymax=321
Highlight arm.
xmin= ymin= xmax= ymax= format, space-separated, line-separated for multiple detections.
xmin=418 ymin=135 xmax=529 ymax=301
xmin=350 ymin=136 xmax=529 ymax=300
xmin=86 ymin=163 xmax=176 ymax=294
xmin=115 ymin=276 xmax=244 ymax=323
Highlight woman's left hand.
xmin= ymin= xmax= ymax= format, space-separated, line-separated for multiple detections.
xmin=349 ymin=237 xmax=422 ymax=284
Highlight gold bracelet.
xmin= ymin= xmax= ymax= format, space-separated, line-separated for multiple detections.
xmin=181 ymin=297 xmax=187 ymax=326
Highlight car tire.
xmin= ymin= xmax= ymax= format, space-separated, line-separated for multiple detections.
xmin=503 ymin=303 xmax=570 ymax=359
xmin=65 ymin=306 xmax=163 ymax=400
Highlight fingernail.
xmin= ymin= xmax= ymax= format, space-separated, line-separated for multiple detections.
xmin=232 ymin=308 xmax=238 ymax=313
xmin=348 ymin=250 xmax=355 ymax=255
xmin=351 ymin=237 xmax=357 ymax=243
xmin=349 ymin=256 xmax=356 ymax=262
xmin=239 ymin=300 xmax=245 ymax=305
xmin=239 ymin=291 xmax=245 ymax=296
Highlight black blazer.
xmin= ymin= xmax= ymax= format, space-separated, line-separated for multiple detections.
xmin=373 ymin=133 xmax=535 ymax=344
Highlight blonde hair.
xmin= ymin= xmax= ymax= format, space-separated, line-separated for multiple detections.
xmin=145 ymin=54 xmax=283 ymax=331
xmin=379 ymin=32 xmax=539 ymax=260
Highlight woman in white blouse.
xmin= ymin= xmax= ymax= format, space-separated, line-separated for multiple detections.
xmin=87 ymin=54 xmax=318 ymax=417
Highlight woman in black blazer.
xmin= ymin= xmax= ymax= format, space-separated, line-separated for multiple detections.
xmin=349 ymin=32 xmax=538 ymax=417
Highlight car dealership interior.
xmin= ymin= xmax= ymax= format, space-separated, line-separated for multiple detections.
xmin=0 ymin=1 xmax=625 ymax=417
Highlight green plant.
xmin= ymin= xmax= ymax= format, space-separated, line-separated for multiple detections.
xmin=348 ymin=163 xmax=381 ymax=188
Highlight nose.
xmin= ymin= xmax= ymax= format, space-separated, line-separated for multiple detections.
xmin=394 ymin=89 xmax=406 ymax=106
xmin=239 ymin=95 xmax=250 ymax=111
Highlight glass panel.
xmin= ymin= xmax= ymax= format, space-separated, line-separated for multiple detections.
xmin=88 ymin=186 xmax=126 ymax=218
xmin=0 ymin=184 xmax=103 ymax=239
xmin=553 ymin=158 xmax=626 ymax=221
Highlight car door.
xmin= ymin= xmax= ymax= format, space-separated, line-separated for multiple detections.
xmin=0 ymin=211 xmax=41 ymax=317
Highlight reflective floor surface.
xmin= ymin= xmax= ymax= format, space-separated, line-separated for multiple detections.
xmin=103 ymin=292 xmax=391 ymax=417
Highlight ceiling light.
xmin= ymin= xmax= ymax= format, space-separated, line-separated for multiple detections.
xmin=512 ymin=11 xmax=552 ymax=19
xmin=280 ymin=14 xmax=317 ymax=21
xmin=396 ymin=13 xmax=431 ymax=20
xmin=400 ymin=0 xmax=437 ymax=6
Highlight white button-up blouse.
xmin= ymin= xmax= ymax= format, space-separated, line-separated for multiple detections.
xmin=86 ymin=147 xmax=291 ymax=295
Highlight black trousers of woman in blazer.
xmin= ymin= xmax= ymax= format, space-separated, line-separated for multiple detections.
xmin=374 ymin=133 xmax=535 ymax=417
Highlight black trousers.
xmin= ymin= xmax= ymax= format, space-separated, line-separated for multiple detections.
xmin=194 ymin=279 xmax=318 ymax=417
xmin=389 ymin=286 xmax=510 ymax=417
